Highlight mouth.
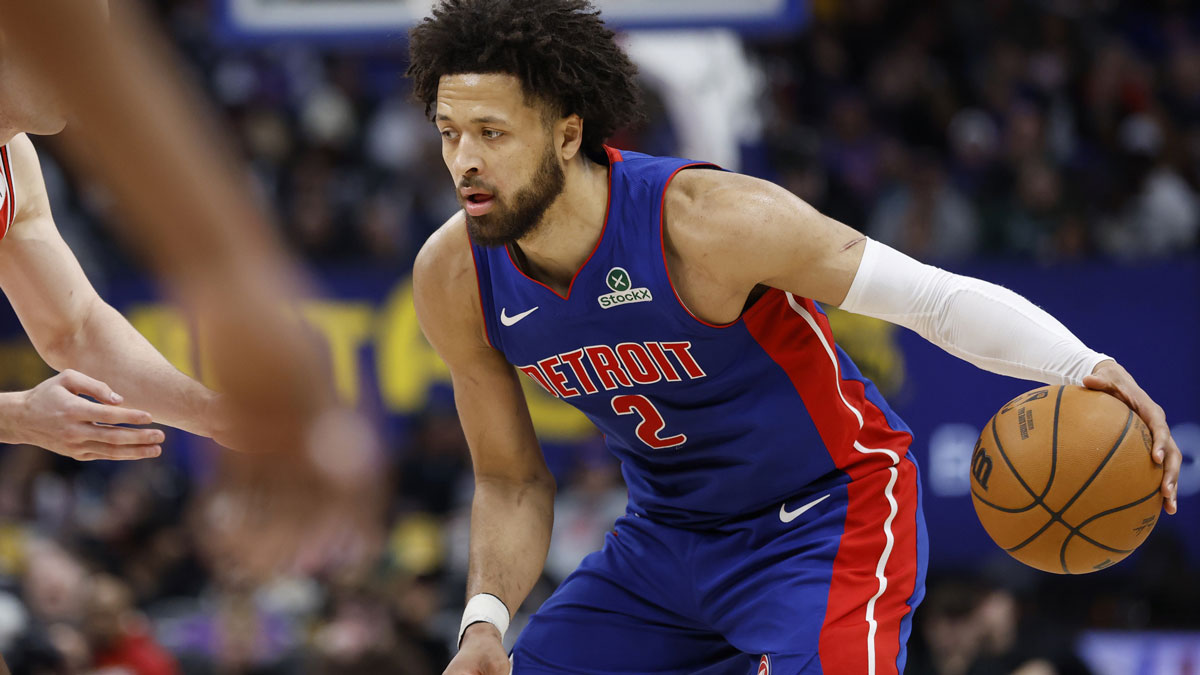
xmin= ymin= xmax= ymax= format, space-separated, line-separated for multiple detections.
xmin=461 ymin=189 xmax=496 ymax=217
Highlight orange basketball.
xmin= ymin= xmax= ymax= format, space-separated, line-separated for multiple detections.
xmin=969 ymin=385 xmax=1163 ymax=574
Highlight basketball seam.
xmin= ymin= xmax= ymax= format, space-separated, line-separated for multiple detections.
xmin=970 ymin=489 xmax=1040 ymax=513
xmin=1057 ymin=486 xmax=1160 ymax=574
xmin=1001 ymin=409 xmax=1131 ymax=558
xmin=1052 ymin=408 xmax=1134 ymax=572
xmin=971 ymin=388 xmax=1063 ymax=516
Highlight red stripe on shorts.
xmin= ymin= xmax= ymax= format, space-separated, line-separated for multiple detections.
xmin=743 ymin=289 xmax=918 ymax=674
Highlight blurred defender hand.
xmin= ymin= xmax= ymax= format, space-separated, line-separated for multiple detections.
xmin=199 ymin=406 xmax=386 ymax=581
xmin=0 ymin=369 xmax=163 ymax=461
xmin=445 ymin=624 xmax=512 ymax=675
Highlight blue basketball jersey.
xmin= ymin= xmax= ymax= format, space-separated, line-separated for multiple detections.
xmin=470 ymin=147 xmax=914 ymax=528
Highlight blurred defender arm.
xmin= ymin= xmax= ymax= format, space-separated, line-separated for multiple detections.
xmin=414 ymin=215 xmax=554 ymax=667
xmin=0 ymin=0 xmax=384 ymax=570
xmin=0 ymin=0 xmax=334 ymax=433
xmin=0 ymin=134 xmax=221 ymax=439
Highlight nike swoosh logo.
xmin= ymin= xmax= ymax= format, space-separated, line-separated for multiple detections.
xmin=500 ymin=306 xmax=539 ymax=326
xmin=779 ymin=493 xmax=830 ymax=523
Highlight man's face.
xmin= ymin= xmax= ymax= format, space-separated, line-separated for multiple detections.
xmin=435 ymin=73 xmax=566 ymax=248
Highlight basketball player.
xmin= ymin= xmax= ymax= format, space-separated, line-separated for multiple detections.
xmin=0 ymin=64 xmax=224 ymax=458
xmin=409 ymin=1 xmax=1181 ymax=673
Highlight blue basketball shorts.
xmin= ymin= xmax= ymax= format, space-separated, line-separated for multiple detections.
xmin=510 ymin=456 xmax=928 ymax=674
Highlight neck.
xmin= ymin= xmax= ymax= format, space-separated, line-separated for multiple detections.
xmin=513 ymin=153 xmax=610 ymax=292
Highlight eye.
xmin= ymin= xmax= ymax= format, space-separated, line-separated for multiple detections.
xmin=440 ymin=128 xmax=459 ymax=141
xmin=482 ymin=129 xmax=504 ymax=140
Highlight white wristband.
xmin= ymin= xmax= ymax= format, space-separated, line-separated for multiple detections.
xmin=458 ymin=593 xmax=510 ymax=648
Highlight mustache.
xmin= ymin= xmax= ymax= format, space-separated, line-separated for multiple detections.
xmin=458 ymin=177 xmax=499 ymax=193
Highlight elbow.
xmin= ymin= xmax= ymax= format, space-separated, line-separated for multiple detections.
xmin=35 ymin=326 xmax=83 ymax=373
xmin=477 ymin=468 xmax=557 ymax=500
xmin=32 ymin=299 xmax=104 ymax=373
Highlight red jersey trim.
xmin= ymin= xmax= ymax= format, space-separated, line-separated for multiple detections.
xmin=501 ymin=148 xmax=616 ymax=301
xmin=0 ymin=145 xmax=13 ymax=240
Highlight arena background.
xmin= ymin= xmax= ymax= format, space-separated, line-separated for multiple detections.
xmin=0 ymin=0 xmax=1197 ymax=673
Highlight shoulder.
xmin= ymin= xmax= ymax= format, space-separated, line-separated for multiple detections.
xmin=413 ymin=210 xmax=474 ymax=295
xmin=664 ymin=169 xmax=817 ymax=245
xmin=412 ymin=210 xmax=489 ymax=349
xmin=663 ymin=169 xmax=819 ymax=277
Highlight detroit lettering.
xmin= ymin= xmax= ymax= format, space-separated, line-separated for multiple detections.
xmin=518 ymin=341 xmax=706 ymax=399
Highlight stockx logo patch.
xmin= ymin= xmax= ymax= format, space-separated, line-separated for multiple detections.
xmin=598 ymin=267 xmax=653 ymax=309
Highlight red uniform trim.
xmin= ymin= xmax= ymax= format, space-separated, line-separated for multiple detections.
xmin=0 ymin=145 xmax=13 ymax=239
xmin=743 ymin=289 xmax=917 ymax=675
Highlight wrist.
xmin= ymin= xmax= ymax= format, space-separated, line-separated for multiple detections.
xmin=1090 ymin=356 xmax=1118 ymax=375
xmin=192 ymin=389 xmax=225 ymax=439
xmin=0 ymin=391 xmax=29 ymax=444
xmin=459 ymin=621 xmax=503 ymax=646
xmin=458 ymin=593 xmax=510 ymax=648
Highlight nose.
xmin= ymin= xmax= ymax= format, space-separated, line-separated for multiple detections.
xmin=451 ymin=134 xmax=485 ymax=181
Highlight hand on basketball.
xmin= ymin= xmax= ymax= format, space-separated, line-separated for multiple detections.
xmin=1084 ymin=360 xmax=1181 ymax=515
xmin=3 ymin=369 xmax=163 ymax=461
xmin=444 ymin=623 xmax=511 ymax=675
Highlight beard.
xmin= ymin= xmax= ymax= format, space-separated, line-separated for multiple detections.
xmin=462 ymin=143 xmax=566 ymax=248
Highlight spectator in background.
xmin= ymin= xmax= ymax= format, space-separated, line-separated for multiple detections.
xmin=821 ymin=89 xmax=884 ymax=226
xmin=908 ymin=578 xmax=1093 ymax=675
xmin=1097 ymin=114 xmax=1199 ymax=259
xmin=84 ymin=574 xmax=179 ymax=675
xmin=868 ymin=148 xmax=982 ymax=262
xmin=998 ymin=159 xmax=1083 ymax=260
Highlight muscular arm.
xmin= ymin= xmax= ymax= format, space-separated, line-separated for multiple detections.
xmin=413 ymin=216 xmax=555 ymax=649
xmin=663 ymin=169 xmax=1181 ymax=513
xmin=664 ymin=169 xmax=1102 ymax=379
xmin=0 ymin=134 xmax=218 ymax=437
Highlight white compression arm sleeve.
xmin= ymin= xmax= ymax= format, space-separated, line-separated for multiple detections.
xmin=837 ymin=239 xmax=1110 ymax=385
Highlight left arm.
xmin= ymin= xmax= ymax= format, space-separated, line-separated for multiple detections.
xmin=0 ymin=134 xmax=220 ymax=438
xmin=664 ymin=169 xmax=1181 ymax=514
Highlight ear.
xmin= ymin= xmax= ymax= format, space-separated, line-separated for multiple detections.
xmin=556 ymin=113 xmax=584 ymax=162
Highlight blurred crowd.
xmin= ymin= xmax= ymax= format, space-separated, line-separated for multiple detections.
xmin=2 ymin=0 xmax=1198 ymax=674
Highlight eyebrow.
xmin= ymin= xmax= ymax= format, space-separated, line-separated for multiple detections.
xmin=435 ymin=114 xmax=509 ymax=125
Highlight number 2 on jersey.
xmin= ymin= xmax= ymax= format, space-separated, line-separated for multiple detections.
xmin=611 ymin=394 xmax=686 ymax=449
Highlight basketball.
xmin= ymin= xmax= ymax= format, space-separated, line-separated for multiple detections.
xmin=970 ymin=385 xmax=1163 ymax=574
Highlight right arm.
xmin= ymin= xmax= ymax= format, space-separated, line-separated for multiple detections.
xmin=413 ymin=216 xmax=555 ymax=671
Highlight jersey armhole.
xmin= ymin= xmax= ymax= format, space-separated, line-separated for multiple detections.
xmin=657 ymin=164 xmax=740 ymax=330
xmin=466 ymin=225 xmax=496 ymax=350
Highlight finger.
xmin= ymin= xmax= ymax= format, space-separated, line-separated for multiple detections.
xmin=73 ymin=443 xmax=162 ymax=461
xmin=81 ymin=423 xmax=165 ymax=446
xmin=1162 ymin=440 xmax=1182 ymax=515
xmin=1132 ymin=399 xmax=1171 ymax=465
xmin=1080 ymin=373 xmax=1112 ymax=391
xmin=76 ymin=400 xmax=153 ymax=426
xmin=58 ymin=369 xmax=123 ymax=404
